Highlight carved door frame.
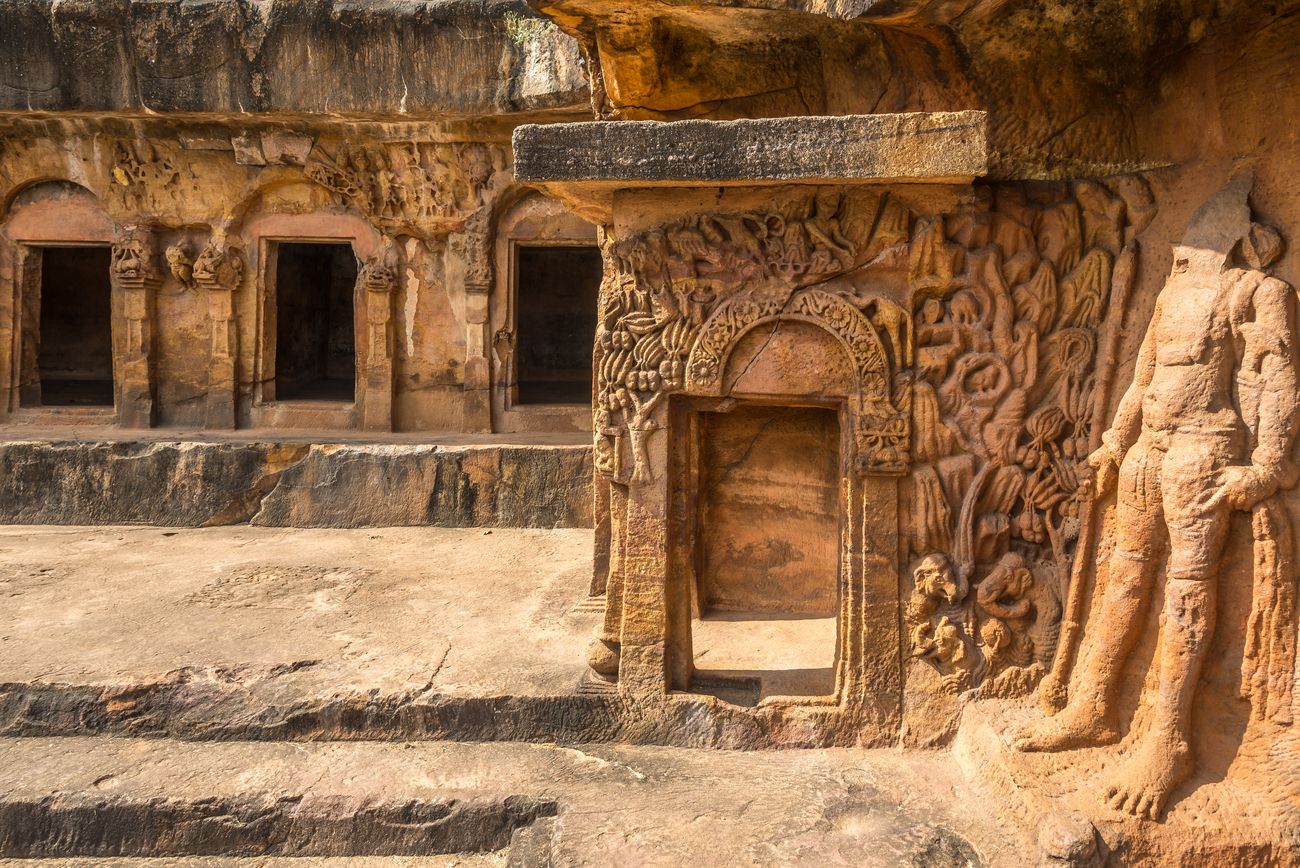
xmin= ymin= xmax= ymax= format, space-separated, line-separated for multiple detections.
xmin=0 ymin=194 xmax=121 ymax=425
xmin=613 ymin=297 xmax=905 ymax=729
xmin=489 ymin=191 xmax=599 ymax=433
xmin=244 ymin=213 xmax=385 ymax=431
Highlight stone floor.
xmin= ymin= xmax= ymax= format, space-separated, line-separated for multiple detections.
xmin=0 ymin=526 xmax=849 ymax=723
xmin=0 ymin=736 xmax=1025 ymax=865
xmin=0 ymin=525 xmax=598 ymax=699
xmin=0 ymin=527 xmax=1014 ymax=867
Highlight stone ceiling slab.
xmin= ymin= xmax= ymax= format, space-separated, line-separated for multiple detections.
xmin=513 ymin=111 xmax=988 ymax=190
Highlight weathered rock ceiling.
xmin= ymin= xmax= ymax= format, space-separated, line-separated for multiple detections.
xmin=531 ymin=0 xmax=1300 ymax=178
xmin=0 ymin=0 xmax=589 ymax=121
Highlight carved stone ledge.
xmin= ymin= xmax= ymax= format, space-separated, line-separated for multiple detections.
xmin=514 ymin=112 xmax=988 ymax=209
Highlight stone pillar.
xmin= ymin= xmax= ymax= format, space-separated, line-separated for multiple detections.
xmin=456 ymin=205 xmax=494 ymax=433
xmin=463 ymin=279 xmax=491 ymax=432
xmin=110 ymin=226 xmax=159 ymax=428
xmin=0 ymin=239 xmax=26 ymax=416
xmin=192 ymin=232 xmax=245 ymax=429
xmin=359 ymin=237 xmax=398 ymax=432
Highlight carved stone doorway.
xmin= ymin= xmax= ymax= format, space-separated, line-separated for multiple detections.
xmin=689 ymin=401 xmax=841 ymax=704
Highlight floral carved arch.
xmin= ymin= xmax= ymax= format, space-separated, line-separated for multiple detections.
xmin=686 ymin=285 xmax=909 ymax=476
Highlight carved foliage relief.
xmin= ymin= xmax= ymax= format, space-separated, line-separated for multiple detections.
xmin=906 ymin=179 xmax=1155 ymax=696
xmin=599 ymin=178 xmax=1157 ymax=699
xmin=596 ymin=190 xmax=914 ymax=483
xmin=305 ymin=141 xmax=507 ymax=238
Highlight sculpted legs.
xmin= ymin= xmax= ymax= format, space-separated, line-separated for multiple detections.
xmin=1016 ymin=441 xmax=1163 ymax=751
xmin=1104 ymin=442 xmax=1230 ymax=817
xmin=1103 ymin=575 xmax=1214 ymax=818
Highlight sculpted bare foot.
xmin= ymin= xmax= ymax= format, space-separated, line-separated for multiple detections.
xmin=1013 ymin=701 xmax=1118 ymax=752
xmin=1103 ymin=736 xmax=1192 ymax=820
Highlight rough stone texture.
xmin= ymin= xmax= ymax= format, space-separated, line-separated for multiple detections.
xmin=0 ymin=0 xmax=587 ymax=117
xmin=0 ymin=792 xmax=556 ymax=858
xmin=0 ymin=736 xmax=1028 ymax=865
xmin=0 ymin=440 xmax=593 ymax=528
xmin=533 ymin=0 xmax=1297 ymax=177
xmin=513 ymin=112 xmax=988 ymax=185
xmin=954 ymin=700 xmax=1298 ymax=866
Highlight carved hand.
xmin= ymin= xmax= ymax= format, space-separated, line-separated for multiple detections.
xmin=1084 ymin=444 xmax=1120 ymax=497
xmin=1207 ymin=464 xmax=1273 ymax=512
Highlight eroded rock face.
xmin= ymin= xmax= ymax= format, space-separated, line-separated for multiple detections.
xmin=0 ymin=0 xmax=587 ymax=116
xmin=0 ymin=440 xmax=593 ymax=528
xmin=532 ymin=0 xmax=1300 ymax=176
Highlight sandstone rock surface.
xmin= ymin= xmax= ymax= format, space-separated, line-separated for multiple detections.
xmin=0 ymin=0 xmax=587 ymax=117
xmin=514 ymin=112 xmax=988 ymax=185
xmin=0 ymin=440 xmax=593 ymax=528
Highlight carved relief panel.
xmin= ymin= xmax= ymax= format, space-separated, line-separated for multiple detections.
xmin=0 ymin=129 xmax=520 ymax=433
xmin=587 ymin=177 xmax=1161 ymax=737
xmin=905 ymin=179 xmax=1155 ymax=698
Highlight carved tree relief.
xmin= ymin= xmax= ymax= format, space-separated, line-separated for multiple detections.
xmin=905 ymin=179 xmax=1156 ymax=697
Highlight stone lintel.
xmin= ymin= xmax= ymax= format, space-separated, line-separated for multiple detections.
xmin=513 ymin=111 xmax=988 ymax=189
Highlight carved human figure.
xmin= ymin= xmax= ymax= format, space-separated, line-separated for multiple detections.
xmin=165 ymin=240 xmax=194 ymax=289
xmin=1016 ymin=212 xmax=1299 ymax=820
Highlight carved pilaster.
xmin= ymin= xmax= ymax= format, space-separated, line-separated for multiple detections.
xmin=192 ymin=231 xmax=245 ymax=429
xmin=457 ymin=205 xmax=493 ymax=433
xmin=110 ymin=226 xmax=160 ymax=428
xmin=359 ymin=236 xmax=398 ymax=432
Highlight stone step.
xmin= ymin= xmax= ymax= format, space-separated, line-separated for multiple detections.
xmin=0 ymin=736 xmax=1023 ymax=865
xmin=0 ymin=437 xmax=592 ymax=529
xmin=0 ymin=524 xmax=600 ymax=742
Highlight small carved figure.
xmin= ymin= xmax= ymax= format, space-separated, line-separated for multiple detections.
xmin=360 ymin=237 xmax=399 ymax=293
xmin=165 ymin=240 xmax=194 ymax=289
xmin=111 ymin=227 xmax=153 ymax=281
xmin=192 ymin=231 xmax=245 ymax=290
xmin=1017 ymin=183 xmax=1299 ymax=821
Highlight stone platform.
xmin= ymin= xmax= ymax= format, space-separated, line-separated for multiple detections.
xmin=0 ymin=736 xmax=1025 ymax=865
xmin=952 ymin=699 xmax=1300 ymax=865
xmin=0 ymin=433 xmax=592 ymax=529
xmin=0 ymin=525 xmax=597 ymax=739
xmin=0 ymin=525 xmax=883 ymax=748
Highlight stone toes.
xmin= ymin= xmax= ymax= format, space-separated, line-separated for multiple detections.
xmin=1117 ymin=790 xmax=1135 ymax=813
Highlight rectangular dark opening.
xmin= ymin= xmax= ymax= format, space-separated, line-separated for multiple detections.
xmin=515 ymin=245 xmax=600 ymax=405
xmin=36 ymin=246 xmax=114 ymax=407
xmin=274 ymin=242 xmax=357 ymax=402
xmin=690 ymin=403 xmax=841 ymax=702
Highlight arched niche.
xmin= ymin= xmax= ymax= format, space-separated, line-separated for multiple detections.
xmin=721 ymin=319 xmax=859 ymax=399
xmin=490 ymin=189 xmax=600 ymax=433
xmin=661 ymin=289 xmax=905 ymax=718
xmin=4 ymin=180 xmax=114 ymax=243
xmin=0 ymin=180 xmax=118 ymax=420
xmin=239 ymin=204 xmax=389 ymax=431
